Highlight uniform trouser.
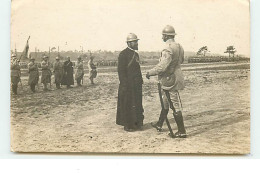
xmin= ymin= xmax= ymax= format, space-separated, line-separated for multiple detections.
xmin=161 ymin=89 xmax=182 ymax=112
xmin=12 ymin=84 xmax=18 ymax=94
xmin=77 ymin=79 xmax=80 ymax=85
xmin=89 ymin=77 xmax=94 ymax=84
xmin=43 ymin=83 xmax=48 ymax=90
xmin=158 ymin=89 xmax=186 ymax=133
xmin=11 ymin=76 xmax=19 ymax=94
xmin=55 ymin=83 xmax=61 ymax=89
xmin=133 ymin=83 xmax=144 ymax=127
xmin=76 ymin=78 xmax=82 ymax=85
xmin=157 ymin=89 xmax=181 ymax=126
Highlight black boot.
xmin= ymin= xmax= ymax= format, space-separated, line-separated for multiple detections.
xmin=151 ymin=109 xmax=169 ymax=132
xmin=90 ymin=78 xmax=94 ymax=84
xmin=77 ymin=79 xmax=82 ymax=86
xmin=174 ymin=111 xmax=187 ymax=138
xmin=56 ymin=83 xmax=61 ymax=89
xmin=30 ymin=84 xmax=36 ymax=92
xmin=43 ymin=83 xmax=49 ymax=91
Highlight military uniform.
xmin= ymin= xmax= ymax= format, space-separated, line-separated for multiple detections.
xmin=147 ymin=29 xmax=187 ymax=138
xmin=41 ymin=59 xmax=52 ymax=91
xmin=53 ymin=60 xmax=64 ymax=89
xmin=11 ymin=57 xmax=21 ymax=95
xmin=88 ymin=59 xmax=97 ymax=84
xmin=61 ymin=59 xmax=74 ymax=87
xmin=116 ymin=47 xmax=144 ymax=130
xmin=148 ymin=39 xmax=184 ymax=111
xmin=75 ymin=59 xmax=84 ymax=86
xmin=28 ymin=60 xmax=39 ymax=92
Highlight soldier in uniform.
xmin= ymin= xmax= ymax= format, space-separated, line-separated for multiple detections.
xmin=88 ymin=56 xmax=97 ymax=85
xmin=53 ymin=56 xmax=64 ymax=89
xmin=75 ymin=56 xmax=84 ymax=86
xmin=10 ymin=54 xmax=21 ymax=95
xmin=146 ymin=25 xmax=187 ymax=138
xmin=116 ymin=33 xmax=144 ymax=132
xmin=28 ymin=57 xmax=39 ymax=93
xmin=62 ymin=56 xmax=74 ymax=88
xmin=41 ymin=55 xmax=52 ymax=91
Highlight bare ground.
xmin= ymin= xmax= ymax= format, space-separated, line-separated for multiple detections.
xmin=10 ymin=63 xmax=250 ymax=154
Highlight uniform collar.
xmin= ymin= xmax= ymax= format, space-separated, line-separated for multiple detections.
xmin=127 ymin=47 xmax=138 ymax=53
xmin=166 ymin=38 xmax=175 ymax=44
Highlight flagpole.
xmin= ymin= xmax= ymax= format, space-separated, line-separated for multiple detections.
xmin=58 ymin=46 xmax=60 ymax=57
xmin=35 ymin=47 xmax=37 ymax=59
xmin=49 ymin=47 xmax=51 ymax=59
xmin=15 ymin=43 xmax=17 ymax=55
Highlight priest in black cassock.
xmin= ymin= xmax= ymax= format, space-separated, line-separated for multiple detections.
xmin=116 ymin=33 xmax=144 ymax=132
xmin=61 ymin=56 xmax=74 ymax=88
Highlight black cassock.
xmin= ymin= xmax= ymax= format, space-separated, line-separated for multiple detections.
xmin=116 ymin=47 xmax=144 ymax=129
xmin=61 ymin=60 xmax=74 ymax=86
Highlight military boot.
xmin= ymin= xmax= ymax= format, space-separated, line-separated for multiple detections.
xmin=56 ymin=83 xmax=61 ymax=89
xmin=151 ymin=109 xmax=169 ymax=132
xmin=43 ymin=83 xmax=48 ymax=91
xmin=174 ymin=111 xmax=187 ymax=138
xmin=30 ymin=84 xmax=36 ymax=92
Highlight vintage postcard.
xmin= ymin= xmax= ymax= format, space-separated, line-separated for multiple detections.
xmin=10 ymin=0 xmax=250 ymax=153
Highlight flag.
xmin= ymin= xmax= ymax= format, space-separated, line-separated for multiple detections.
xmin=19 ymin=36 xmax=30 ymax=61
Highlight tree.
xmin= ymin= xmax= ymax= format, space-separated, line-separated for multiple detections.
xmin=224 ymin=46 xmax=236 ymax=57
xmin=197 ymin=46 xmax=209 ymax=56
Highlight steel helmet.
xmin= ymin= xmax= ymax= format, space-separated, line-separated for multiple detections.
xmin=55 ymin=56 xmax=60 ymax=60
xmin=162 ymin=25 xmax=177 ymax=36
xmin=30 ymin=57 xmax=35 ymax=60
xmin=126 ymin=33 xmax=139 ymax=42
xmin=11 ymin=53 xmax=16 ymax=57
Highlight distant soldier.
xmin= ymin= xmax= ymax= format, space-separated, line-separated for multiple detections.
xmin=28 ymin=57 xmax=39 ymax=93
xmin=10 ymin=54 xmax=21 ymax=95
xmin=62 ymin=56 xmax=74 ymax=88
xmin=88 ymin=56 xmax=97 ymax=84
xmin=116 ymin=33 xmax=144 ymax=132
xmin=146 ymin=25 xmax=187 ymax=138
xmin=53 ymin=56 xmax=63 ymax=89
xmin=41 ymin=55 xmax=52 ymax=91
xmin=75 ymin=56 xmax=84 ymax=86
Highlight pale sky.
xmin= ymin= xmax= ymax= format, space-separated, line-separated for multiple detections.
xmin=11 ymin=0 xmax=250 ymax=56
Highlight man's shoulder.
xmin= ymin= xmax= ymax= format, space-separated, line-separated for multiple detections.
xmin=119 ymin=48 xmax=135 ymax=58
xmin=169 ymin=42 xmax=183 ymax=50
xmin=164 ymin=41 xmax=183 ymax=53
xmin=119 ymin=48 xmax=129 ymax=55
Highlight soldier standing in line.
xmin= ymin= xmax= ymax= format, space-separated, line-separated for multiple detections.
xmin=41 ymin=55 xmax=52 ymax=91
xmin=146 ymin=25 xmax=187 ymax=138
xmin=53 ymin=56 xmax=63 ymax=89
xmin=10 ymin=54 xmax=21 ymax=95
xmin=75 ymin=56 xmax=84 ymax=87
xmin=88 ymin=56 xmax=97 ymax=85
xmin=116 ymin=33 xmax=144 ymax=132
xmin=28 ymin=57 xmax=39 ymax=93
xmin=62 ymin=56 xmax=74 ymax=88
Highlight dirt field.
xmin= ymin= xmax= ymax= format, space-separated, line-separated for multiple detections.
xmin=10 ymin=62 xmax=250 ymax=154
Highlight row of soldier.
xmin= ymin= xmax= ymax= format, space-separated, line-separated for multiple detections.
xmin=10 ymin=54 xmax=97 ymax=95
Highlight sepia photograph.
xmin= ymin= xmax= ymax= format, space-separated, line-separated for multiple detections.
xmin=10 ymin=0 xmax=250 ymax=154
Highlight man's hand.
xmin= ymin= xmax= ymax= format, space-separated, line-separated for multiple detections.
xmin=146 ymin=72 xmax=150 ymax=79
